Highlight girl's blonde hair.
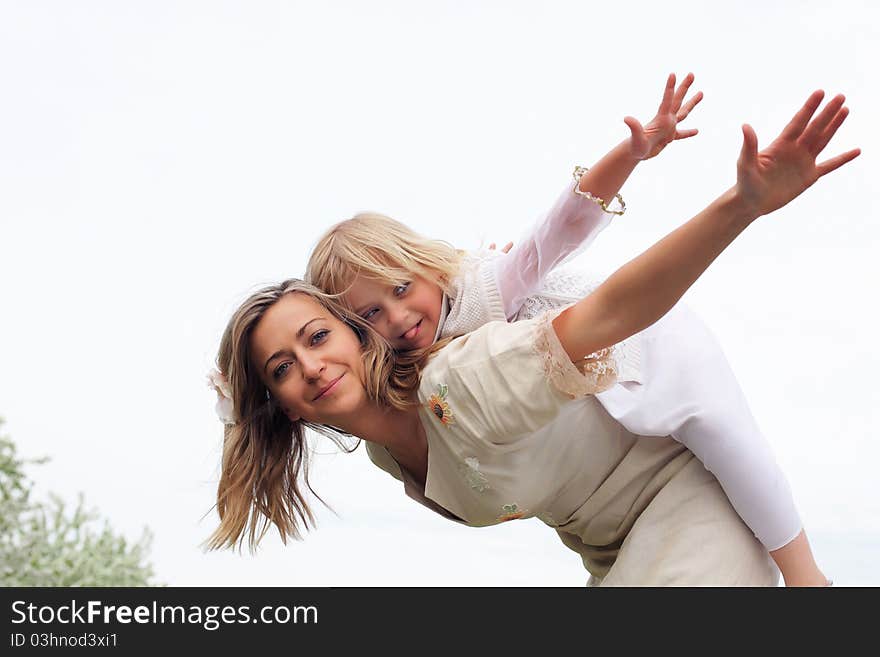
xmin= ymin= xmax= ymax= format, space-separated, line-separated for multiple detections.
xmin=305 ymin=212 xmax=464 ymax=298
xmin=205 ymin=279 xmax=436 ymax=552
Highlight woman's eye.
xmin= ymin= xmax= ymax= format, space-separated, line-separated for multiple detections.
xmin=273 ymin=362 xmax=290 ymax=379
xmin=310 ymin=329 xmax=329 ymax=346
xmin=394 ymin=282 xmax=410 ymax=296
xmin=362 ymin=308 xmax=379 ymax=322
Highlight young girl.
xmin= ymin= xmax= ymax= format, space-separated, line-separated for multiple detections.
xmin=304 ymin=83 xmax=847 ymax=585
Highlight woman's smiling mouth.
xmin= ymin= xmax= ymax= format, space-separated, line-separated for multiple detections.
xmin=313 ymin=374 xmax=344 ymax=401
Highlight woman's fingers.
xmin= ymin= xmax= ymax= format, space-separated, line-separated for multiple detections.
xmin=800 ymin=94 xmax=846 ymax=152
xmin=779 ymin=90 xmax=825 ymax=141
xmin=811 ymin=106 xmax=850 ymax=155
xmin=816 ymin=148 xmax=861 ymax=177
xmin=675 ymin=128 xmax=698 ymax=140
xmin=738 ymin=124 xmax=759 ymax=168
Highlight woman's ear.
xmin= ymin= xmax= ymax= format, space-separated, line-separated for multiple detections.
xmin=282 ymin=406 xmax=301 ymax=423
xmin=268 ymin=390 xmax=301 ymax=423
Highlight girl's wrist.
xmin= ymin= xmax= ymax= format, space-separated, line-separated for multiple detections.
xmin=622 ymin=139 xmax=646 ymax=163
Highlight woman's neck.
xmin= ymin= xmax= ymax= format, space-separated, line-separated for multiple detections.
xmin=341 ymin=400 xmax=429 ymax=489
xmin=341 ymin=401 xmax=422 ymax=453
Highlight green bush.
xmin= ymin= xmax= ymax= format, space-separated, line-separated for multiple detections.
xmin=0 ymin=418 xmax=159 ymax=586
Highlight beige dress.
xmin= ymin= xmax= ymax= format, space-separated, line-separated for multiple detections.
xmin=366 ymin=311 xmax=779 ymax=586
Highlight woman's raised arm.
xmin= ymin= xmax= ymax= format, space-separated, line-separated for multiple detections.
xmin=553 ymin=91 xmax=860 ymax=362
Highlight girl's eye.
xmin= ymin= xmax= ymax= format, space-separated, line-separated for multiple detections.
xmin=362 ymin=308 xmax=379 ymax=322
xmin=310 ymin=329 xmax=329 ymax=346
xmin=394 ymin=282 xmax=410 ymax=296
xmin=273 ymin=362 xmax=290 ymax=380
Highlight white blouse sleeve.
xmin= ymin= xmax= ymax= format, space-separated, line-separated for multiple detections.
xmin=494 ymin=179 xmax=613 ymax=320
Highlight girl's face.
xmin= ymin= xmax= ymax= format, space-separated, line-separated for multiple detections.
xmin=249 ymin=293 xmax=367 ymax=427
xmin=343 ymin=275 xmax=443 ymax=351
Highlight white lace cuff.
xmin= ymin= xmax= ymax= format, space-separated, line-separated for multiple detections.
xmin=532 ymin=307 xmax=618 ymax=398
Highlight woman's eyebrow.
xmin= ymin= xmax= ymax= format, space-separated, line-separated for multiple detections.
xmin=263 ymin=317 xmax=325 ymax=373
xmin=296 ymin=317 xmax=325 ymax=339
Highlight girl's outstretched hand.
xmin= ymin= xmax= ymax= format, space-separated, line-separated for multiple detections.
xmin=735 ymin=90 xmax=861 ymax=218
xmin=626 ymin=72 xmax=703 ymax=160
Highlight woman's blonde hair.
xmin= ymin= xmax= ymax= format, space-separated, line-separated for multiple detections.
xmin=205 ymin=279 xmax=436 ymax=553
xmin=305 ymin=212 xmax=464 ymax=299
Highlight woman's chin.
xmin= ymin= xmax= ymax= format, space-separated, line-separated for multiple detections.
xmin=309 ymin=393 xmax=364 ymax=426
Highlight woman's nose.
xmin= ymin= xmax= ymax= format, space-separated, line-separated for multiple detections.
xmin=299 ymin=353 xmax=325 ymax=381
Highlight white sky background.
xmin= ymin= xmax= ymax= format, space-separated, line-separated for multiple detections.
xmin=0 ymin=1 xmax=877 ymax=586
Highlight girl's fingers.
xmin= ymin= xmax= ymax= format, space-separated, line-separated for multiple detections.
xmin=490 ymin=241 xmax=514 ymax=253
xmin=676 ymin=91 xmax=703 ymax=122
xmin=675 ymin=128 xmax=699 ymax=140
xmin=671 ymin=72 xmax=695 ymax=111
xmin=624 ymin=115 xmax=645 ymax=139
xmin=816 ymin=148 xmax=861 ymax=177
xmin=812 ymin=106 xmax=849 ymax=155
xmin=801 ymin=94 xmax=846 ymax=151
xmin=779 ymin=90 xmax=825 ymax=141
xmin=658 ymin=73 xmax=676 ymax=113
xmin=624 ymin=115 xmax=647 ymax=155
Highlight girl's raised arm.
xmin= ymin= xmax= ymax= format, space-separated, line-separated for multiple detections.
xmin=497 ymin=73 xmax=702 ymax=316
xmin=552 ymin=91 xmax=860 ymax=361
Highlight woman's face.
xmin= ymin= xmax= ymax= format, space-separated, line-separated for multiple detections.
xmin=249 ymin=292 xmax=367 ymax=427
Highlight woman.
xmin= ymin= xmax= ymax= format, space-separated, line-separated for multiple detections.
xmin=207 ymin=92 xmax=857 ymax=585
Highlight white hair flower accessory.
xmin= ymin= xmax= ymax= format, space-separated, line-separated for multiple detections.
xmin=206 ymin=368 xmax=237 ymax=425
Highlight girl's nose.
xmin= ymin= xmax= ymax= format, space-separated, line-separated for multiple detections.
xmin=387 ymin=306 xmax=408 ymax=333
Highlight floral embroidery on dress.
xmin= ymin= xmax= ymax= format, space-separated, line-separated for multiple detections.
xmin=458 ymin=457 xmax=490 ymax=492
xmin=498 ymin=503 xmax=525 ymax=522
xmin=426 ymin=383 xmax=455 ymax=426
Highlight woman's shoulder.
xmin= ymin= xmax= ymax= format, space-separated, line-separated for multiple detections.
xmin=424 ymin=317 xmax=539 ymax=384
xmin=418 ymin=319 xmax=546 ymax=443
xmin=364 ymin=441 xmax=403 ymax=481
xmin=426 ymin=306 xmax=616 ymax=401
xmin=417 ymin=311 xmax=615 ymax=446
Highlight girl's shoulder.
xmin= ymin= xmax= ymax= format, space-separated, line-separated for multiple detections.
xmin=441 ymin=249 xmax=508 ymax=339
xmin=451 ymin=248 xmax=502 ymax=281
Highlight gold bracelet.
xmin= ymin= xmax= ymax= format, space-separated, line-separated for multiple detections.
xmin=572 ymin=166 xmax=626 ymax=216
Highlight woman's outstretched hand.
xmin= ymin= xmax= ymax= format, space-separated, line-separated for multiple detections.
xmin=625 ymin=72 xmax=703 ymax=161
xmin=735 ymin=90 xmax=860 ymax=218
